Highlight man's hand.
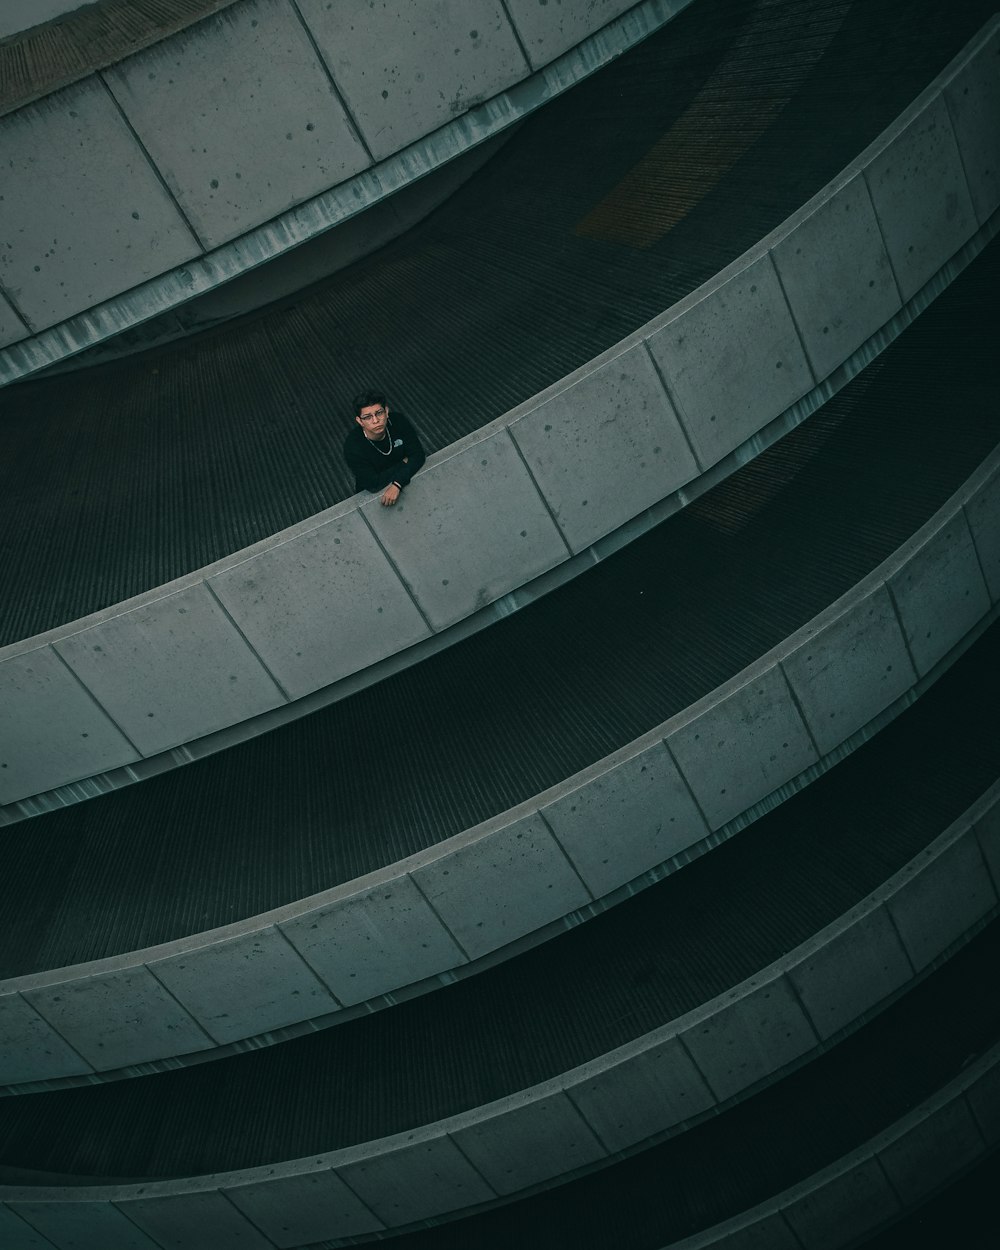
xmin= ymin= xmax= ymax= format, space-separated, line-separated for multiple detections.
xmin=380 ymin=483 xmax=401 ymax=506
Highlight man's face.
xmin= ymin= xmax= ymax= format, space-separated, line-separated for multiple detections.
xmin=357 ymin=403 xmax=389 ymax=438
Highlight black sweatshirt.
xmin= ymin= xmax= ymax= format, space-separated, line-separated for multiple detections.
xmin=343 ymin=412 xmax=427 ymax=494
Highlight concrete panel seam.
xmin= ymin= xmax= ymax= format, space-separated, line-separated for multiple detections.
xmin=287 ymin=0 xmax=375 ymax=165
xmin=775 ymin=663 xmax=822 ymax=762
xmin=269 ymin=920 xmax=348 ymax=1008
xmin=105 ymin=1198 xmax=173 ymax=1250
xmin=406 ymin=872 xmax=474 ymax=963
xmin=202 ymin=580 xmax=292 ymax=704
xmin=98 ymin=71 xmax=206 ymax=253
xmin=884 ymin=577 xmax=922 ymax=684
xmin=861 ymin=164 xmax=907 ymax=310
xmin=505 ymin=430 xmax=575 ymax=558
xmin=140 ymin=963 xmax=223 ymax=1050
xmin=881 ymin=904 xmax=919 ymax=981
xmin=940 ymin=83 xmax=983 ymax=228
xmin=766 ymin=250 xmax=819 ymax=387
xmin=6 ymin=989 xmax=95 ymax=1079
xmin=660 ymin=735 xmax=713 ymax=833
xmin=780 ymin=970 xmax=824 ymax=1049
xmin=0 ymin=280 xmax=33 ymax=335
xmin=964 ymin=1081 xmax=998 ymax=1149
xmin=355 ymin=508 xmax=435 ymax=634
xmin=496 ymin=0 xmax=536 ymax=73
xmin=640 ymin=338 xmax=705 ymax=473
xmin=48 ymin=643 xmax=143 ymax=758
xmin=217 ymin=1186 xmax=278 ymax=1248
xmin=444 ymin=1130 xmax=506 ymax=1201
xmin=535 ymin=808 xmax=598 ymax=903
xmin=963 ymin=498 xmax=998 ymax=607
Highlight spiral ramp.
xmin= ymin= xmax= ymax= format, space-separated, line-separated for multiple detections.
xmin=1 ymin=0 xmax=999 ymax=1246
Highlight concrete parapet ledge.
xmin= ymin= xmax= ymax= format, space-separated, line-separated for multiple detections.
xmin=0 ymin=0 xmax=693 ymax=378
xmin=1 ymin=444 xmax=997 ymax=1090
xmin=0 ymin=786 xmax=997 ymax=1243
xmin=1 ymin=15 xmax=997 ymax=814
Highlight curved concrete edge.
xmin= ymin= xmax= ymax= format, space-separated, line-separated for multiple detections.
xmin=1 ymin=15 xmax=997 ymax=810
xmin=0 ymin=0 xmax=692 ymax=375
xmin=0 ymin=787 xmax=996 ymax=1246
xmin=1 ymin=441 xmax=997 ymax=1089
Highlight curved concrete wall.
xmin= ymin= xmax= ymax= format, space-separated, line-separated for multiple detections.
xmin=0 ymin=1 xmax=86 ymax=42
xmin=1 ymin=446 xmax=996 ymax=1089
xmin=0 ymin=0 xmax=692 ymax=379
xmin=1 ymin=784 xmax=996 ymax=1244
xmin=1 ymin=15 xmax=996 ymax=812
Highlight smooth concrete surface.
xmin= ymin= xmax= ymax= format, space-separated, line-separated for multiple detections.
xmin=965 ymin=462 xmax=1000 ymax=602
xmin=224 ymin=1167 xmax=385 ymax=1245
xmin=104 ymin=1 xmax=370 ymax=251
xmin=944 ymin=25 xmax=1000 ymax=224
xmin=360 ymin=428 xmax=570 ymax=633
xmin=886 ymin=833 xmax=997 ymax=972
xmin=781 ymin=1157 xmax=902 ymax=1250
xmin=21 ymin=965 xmax=214 ymax=1071
xmin=0 ymin=76 xmax=200 ymax=330
xmin=2 ymin=455 xmax=997 ymax=1087
xmin=781 ymin=584 xmax=916 ymax=758
xmin=2 ymin=21 xmax=998 ymax=808
xmin=6 ymin=1200 xmax=162 ymax=1250
xmin=449 ymin=1090 xmax=607 ymax=1196
xmin=296 ymin=0 xmax=527 ymax=160
xmin=0 ymin=1203 xmax=56 ymax=1250
xmin=52 ymin=582 xmax=286 ymax=757
xmin=0 ymin=0 xmax=694 ymax=364
xmin=679 ymin=972 xmax=819 ymax=1103
xmin=665 ymin=664 xmax=818 ymax=832
xmin=1 ymin=799 xmax=997 ymax=1237
xmin=887 ymin=511 xmax=991 ymax=675
xmin=645 ymin=252 xmax=814 ymax=470
xmin=966 ymin=1058 xmax=1000 ymax=1145
xmin=770 ymin=173 xmax=901 ymax=382
xmin=118 ymin=1191 xmax=274 ymax=1250
xmin=148 ymin=927 xmax=339 ymax=1046
xmin=787 ymin=906 xmax=914 ymax=1042
xmin=0 ymin=1 xmax=87 ymax=42
xmin=566 ymin=1034 xmax=717 ymax=1154
xmin=863 ymin=94 xmax=978 ymax=302
xmin=410 ymin=810 xmax=593 ymax=961
xmin=208 ymin=507 xmax=431 ymax=701
xmin=876 ymin=1097 xmax=986 ymax=1207
xmin=0 ymin=994 xmax=90 ymax=1086
xmin=977 ymin=800 xmax=1000 ymax=899
xmin=539 ymin=739 xmax=708 ymax=898
xmin=0 ymin=292 xmax=27 ymax=349
xmin=508 ymin=343 xmax=699 ymax=554
xmin=277 ymin=874 xmax=467 ymax=1007
xmin=505 ymin=0 xmax=641 ymax=67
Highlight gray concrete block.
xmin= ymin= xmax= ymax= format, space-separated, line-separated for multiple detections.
xmin=675 ymin=1211 xmax=800 ymax=1250
xmin=450 ymin=1090 xmax=606 ymax=1195
xmin=209 ymin=510 xmax=429 ymax=701
xmin=771 ymin=174 xmax=900 ymax=381
xmin=540 ymin=739 xmax=708 ymax=897
xmin=877 ymin=1099 xmax=985 ymax=1206
xmin=975 ymin=799 xmax=1000 ymax=896
xmin=7 ymin=1201 xmax=161 ymax=1250
xmin=0 ymin=992 xmax=91 ymax=1085
xmin=666 ymin=665 xmax=817 ymax=831
xmin=298 ymin=0 xmax=526 ymax=159
xmin=363 ymin=429 xmax=568 ymax=631
xmin=646 ymin=253 xmax=812 ymax=470
xmin=0 ymin=291 xmax=28 ymax=349
xmin=105 ymin=0 xmax=370 ymax=249
xmin=0 ymin=645 xmax=138 ymax=806
xmin=887 ymin=512 xmax=990 ymax=675
xmin=965 ymin=1058 xmax=1000 ymax=1146
xmin=509 ymin=345 xmax=698 ymax=553
xmin=887 ymin=833 xmax=996 ymax=972
xmin=681 ymin=975 xmax=817 ymax=1103
xmin=0 ymin=1205 xmax=57 ymax=1249
xmin=0 ymin=78 xmax=198 ymax=330
xmin=568 ymin=1035 xmax=716 ymax=1153
xmin=336 ymin=1134 xmax=496 ymax=1225
xmin=411 ymin=812 xmax=591 ymax=961
xmin=781 ymin=1158 xmax=900 ymax=1250
xmin=0 ymin=2 xmax=85 ymax=41
xmin=225 ymin=1166 xmax=384 ymax=1245
xmin=23 ymin=965 xmax=212 ymax=1071
xmin=120 ymin=1191 xmax=273 ymax=1249
xmin=54 ymin=583 xmax=284 ymax=757
xmin=149 ymin=926 xmax=339 ymax=1046
xmin=965 ymin=465 xmax=1000 ymax=603
xmin=279 ymin=875 xmax=466 ymax=1007
xmin=781 ymin=584 xmax=916 ymax=757
xmin=788 ymin=906 xmax=914 ymax=1042
xmin=944 ymin=27 xmax=1000 ymax=224
xmin=504 ymin=0 xmax=636 ymax=67
xmin=863 ymin=95 xmax=978 ymax=301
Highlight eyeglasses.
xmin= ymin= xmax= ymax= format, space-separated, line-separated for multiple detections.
xmin=358 ymin=407 xmax=387 ymax=422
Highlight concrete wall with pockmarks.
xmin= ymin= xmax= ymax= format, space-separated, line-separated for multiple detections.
xmin=1 ymin=17 xmax=997 ymax=811
xmin=1 ymin=786 xmax=996 ymax=1240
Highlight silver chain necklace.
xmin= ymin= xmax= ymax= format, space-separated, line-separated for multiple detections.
xmin=368 ymin=419 xmax=393 ymax=455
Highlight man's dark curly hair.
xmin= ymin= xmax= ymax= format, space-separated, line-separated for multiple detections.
xmin=352 ymin=389 xmax=388 ymax=416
